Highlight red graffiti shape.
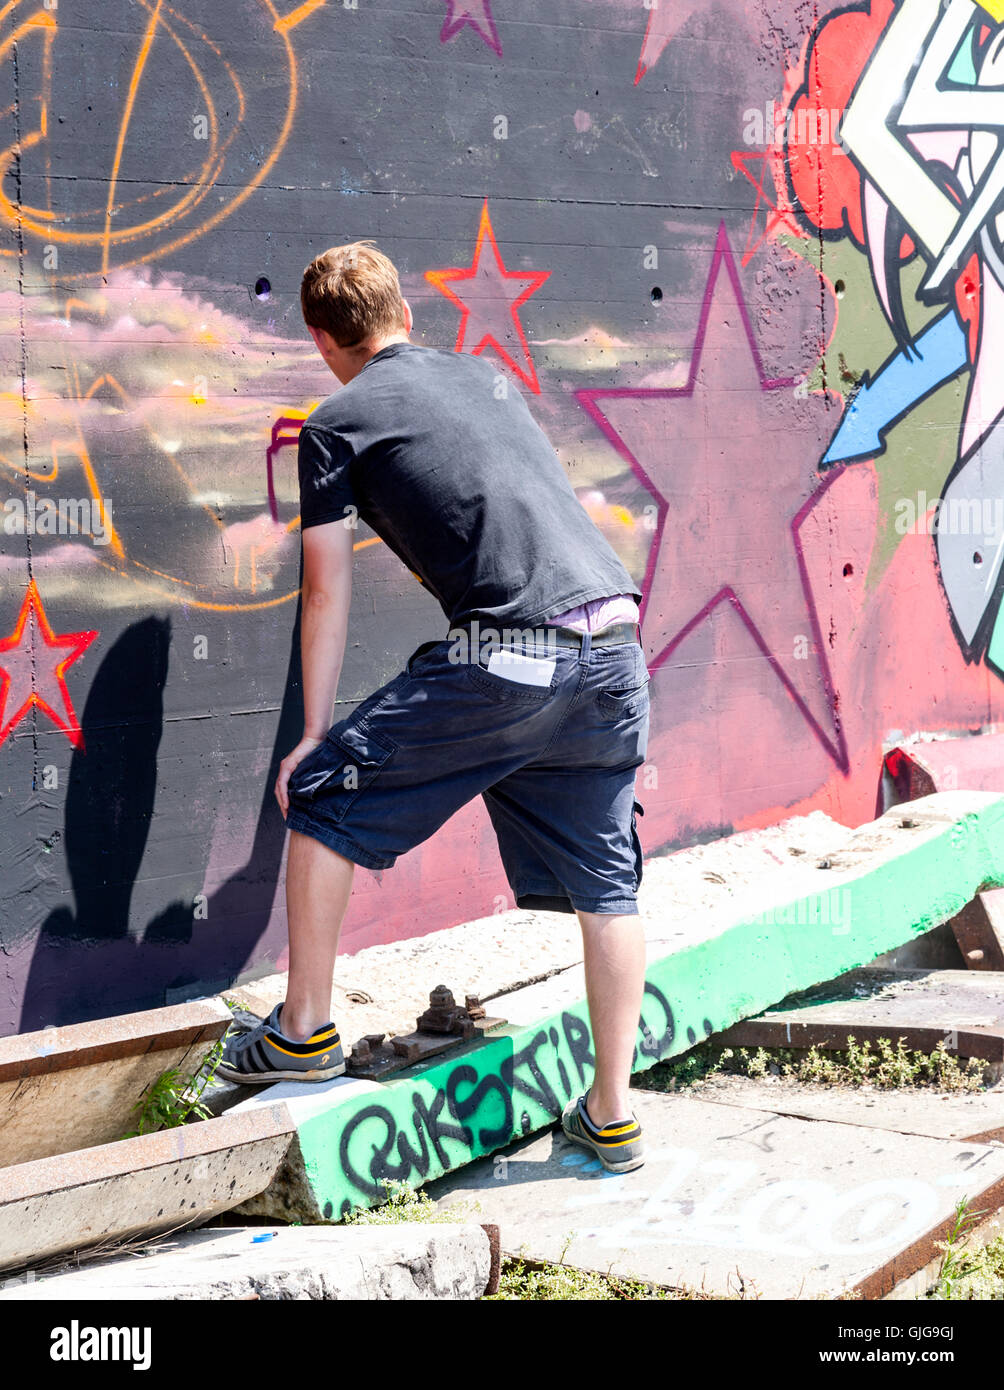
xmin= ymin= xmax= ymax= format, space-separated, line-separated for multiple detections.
xmin=786 ymin=0 xmax=895 ymax=247
xmin=424 ymin=200 xmax=551 ymax=394
xmin=0 ymin=580 xmax=97 ymax=750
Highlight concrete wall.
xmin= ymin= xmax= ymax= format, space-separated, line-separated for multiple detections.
xmin=2 ymin=0 xmax=1002 ymax=1031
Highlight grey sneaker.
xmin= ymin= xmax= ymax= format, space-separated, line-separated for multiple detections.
xmin=216 ymin=1004 xmax=346 ymax=1084
xmin=560 ymin=1094 xmax=645 ymax=1172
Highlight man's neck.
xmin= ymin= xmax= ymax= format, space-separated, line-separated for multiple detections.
xmin=360 ymin=332 xmax=411 ymax=364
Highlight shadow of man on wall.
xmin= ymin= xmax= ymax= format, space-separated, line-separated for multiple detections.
xmin=18 ymin=602 xmax=308 ymax=1031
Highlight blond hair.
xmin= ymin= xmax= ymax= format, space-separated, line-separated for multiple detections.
xmin=300 ymin=240 xmax=406 ymax=347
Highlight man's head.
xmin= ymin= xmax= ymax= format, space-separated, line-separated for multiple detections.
xmin=300 ymin=240 xmax=413 ymax=383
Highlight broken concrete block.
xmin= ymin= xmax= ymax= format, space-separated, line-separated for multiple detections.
xmin=949 ymin=889 xmax=1004 ymax=971
xmin=0 ymin=998 xmax=233 ymax=1167
xmin=0 ymin=1103 xmax=294 ymax=1274
xmin=0 ymin=1222 xmax=496 ymax=1301
xmin=884 ymin=731 xmax=1004 ymax=805
xmin=235 ymin=792 xmax=1004 ymax=1224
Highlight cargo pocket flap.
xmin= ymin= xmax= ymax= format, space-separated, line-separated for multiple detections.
xmin=335 ymin=723 xmax=396 ymax=768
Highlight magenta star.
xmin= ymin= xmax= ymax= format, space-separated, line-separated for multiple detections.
xmin=440 ymin=0 xmax=502 ymax=56
xmin=577 ymin=224 xmax=848 ymax=771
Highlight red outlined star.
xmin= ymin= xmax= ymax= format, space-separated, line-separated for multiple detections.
xmin=424 ymin=200 xmax=551 ymax=393
xmin=730 ymin=147 xmax=802 ymax=266
xmin=0 ymin=579 xmax=97 ymax=749
xmin=440 ymin=0 xmax=502 ymax=56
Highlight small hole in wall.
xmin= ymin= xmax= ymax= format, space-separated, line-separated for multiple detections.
xmin=974 ymin=551 xmax=983 ymax=566
xmin=834 ymin=279 xmax=846 ymax=299
xmin=650 ymin=286 xmax=663 ymax=304
xmin=254 ymin=276 xmax=271 ymax=301
xmin=842 ymin=562 xmax=853 ymax=578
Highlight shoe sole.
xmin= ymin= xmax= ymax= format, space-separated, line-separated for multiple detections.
xmin=561 ymin=1122 xmax=645 ymax=1173
xmin=215 ymin=1060 xmax=347 ymax=1085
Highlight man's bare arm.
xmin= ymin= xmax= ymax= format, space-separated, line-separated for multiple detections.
xmin=275 ymin=517 xmax=353 ymax=818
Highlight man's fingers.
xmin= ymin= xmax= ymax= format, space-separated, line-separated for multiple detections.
xmin=275 ymin=765 xmax=290 ymax=819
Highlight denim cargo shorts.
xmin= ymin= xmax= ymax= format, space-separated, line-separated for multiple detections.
xmin=285 ymin=629 xmax=650 ymax=915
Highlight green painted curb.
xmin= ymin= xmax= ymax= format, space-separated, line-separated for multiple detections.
xmin=293 ymin=795 xmax=1004 ymax=1219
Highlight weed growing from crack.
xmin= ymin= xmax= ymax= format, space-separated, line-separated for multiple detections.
xmin=636 ymin=1035 xmax=988 ymax=1094
xmin=121 ymin=1036 xmax=225 ymax=1138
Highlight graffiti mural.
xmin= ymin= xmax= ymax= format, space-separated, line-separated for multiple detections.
xmin=781 ymin=0 xmax=1004 ymax=675
xmin=3 ymin=0 xmax=1004 ymax=1032
xmin=299 ymin=980 xmax=684 ymax=1212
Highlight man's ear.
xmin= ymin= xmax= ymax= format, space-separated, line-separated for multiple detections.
xmin=401 ymin=299 xmax=413 ymax=333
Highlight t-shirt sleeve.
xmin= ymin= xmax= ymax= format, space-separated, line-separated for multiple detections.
xmin=297 ymin=424 xmax=357 ymax=530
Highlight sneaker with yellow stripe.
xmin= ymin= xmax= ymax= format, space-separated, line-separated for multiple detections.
xmin=560 ymin=1093 xmax=645 ymax=1172
xmin=216 ymin=1003 xmax=346 ymax=1084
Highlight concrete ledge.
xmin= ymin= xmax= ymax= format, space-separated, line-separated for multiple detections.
xmin=0 ymin=998 xmax=233 ymax=1166
xmin=0 ymin=1222 xmax=497 ymax=1301
xmin=231 ymin=792 xmax=1004 ymax=1222
xmin=0 ymin=1104 xmax=295 ymax=1273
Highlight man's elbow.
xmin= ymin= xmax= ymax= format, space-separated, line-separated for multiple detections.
xmin=303 ymin=585 xmax=344 ymax=609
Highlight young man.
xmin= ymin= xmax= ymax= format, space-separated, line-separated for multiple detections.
xmin=218 ymin=241 xmax=650 ymax=1173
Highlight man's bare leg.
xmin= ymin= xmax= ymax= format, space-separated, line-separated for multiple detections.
xmin=278 ymin=829 xmax=355 ymax=1041
xmin=575 ymin=910 xmax=646 ymax=1126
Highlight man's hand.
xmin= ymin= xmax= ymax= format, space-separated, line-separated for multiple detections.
xmin=275 ymin=735 xmax=324 ymax=820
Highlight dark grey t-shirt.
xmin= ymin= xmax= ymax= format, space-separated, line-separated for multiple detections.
xmin=296 ymin=341 xmax=641 ymax=628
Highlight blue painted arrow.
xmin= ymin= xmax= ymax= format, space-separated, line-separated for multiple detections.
xmin=821 ymin=310 xmax=969 ymax=466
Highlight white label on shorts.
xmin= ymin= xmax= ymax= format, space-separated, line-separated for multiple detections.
xmin=486 ymin=649 xmax=556 ymax=687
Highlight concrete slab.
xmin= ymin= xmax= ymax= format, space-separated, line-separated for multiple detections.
xmin=0 ymin=1223 xmax=495 ymax=1301
xmin=231 ymin=793 xmax=1004 ymax=1222
xmin=663 ymin=1072 xmax=1004 ymax=1144
xmin=0 ymin=999 xmax=232 ymax=1166
xmin=424 ymin=1089 xmax=1004 ymax=1300
xmin=0 ymin=1104 xmax=294 ymax=1274
xmin=718 ymin=967 xmax=1004 ymax=1065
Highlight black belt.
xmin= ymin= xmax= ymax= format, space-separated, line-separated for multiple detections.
xmin=447 ymin=620 xmax=639 ymax=651
xmin=545 ymin=622 xmax=640 ymax=649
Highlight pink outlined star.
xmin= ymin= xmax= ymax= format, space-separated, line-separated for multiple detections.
xmin=440 ymin=0 xmax=502 ymax=56
xmin=0 ymin=579 xmax=97 ymax=750
xmin=634 ymin=0 xmax=699 ymax=84
xmin=424 ymin=200 xmax=551 ymax=393
xmin=577 ymin=224 xmax=848 ymax=772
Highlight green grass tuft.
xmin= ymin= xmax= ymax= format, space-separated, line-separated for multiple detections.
xmin=635 ymin=1035 xmax=989 ymax=1095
